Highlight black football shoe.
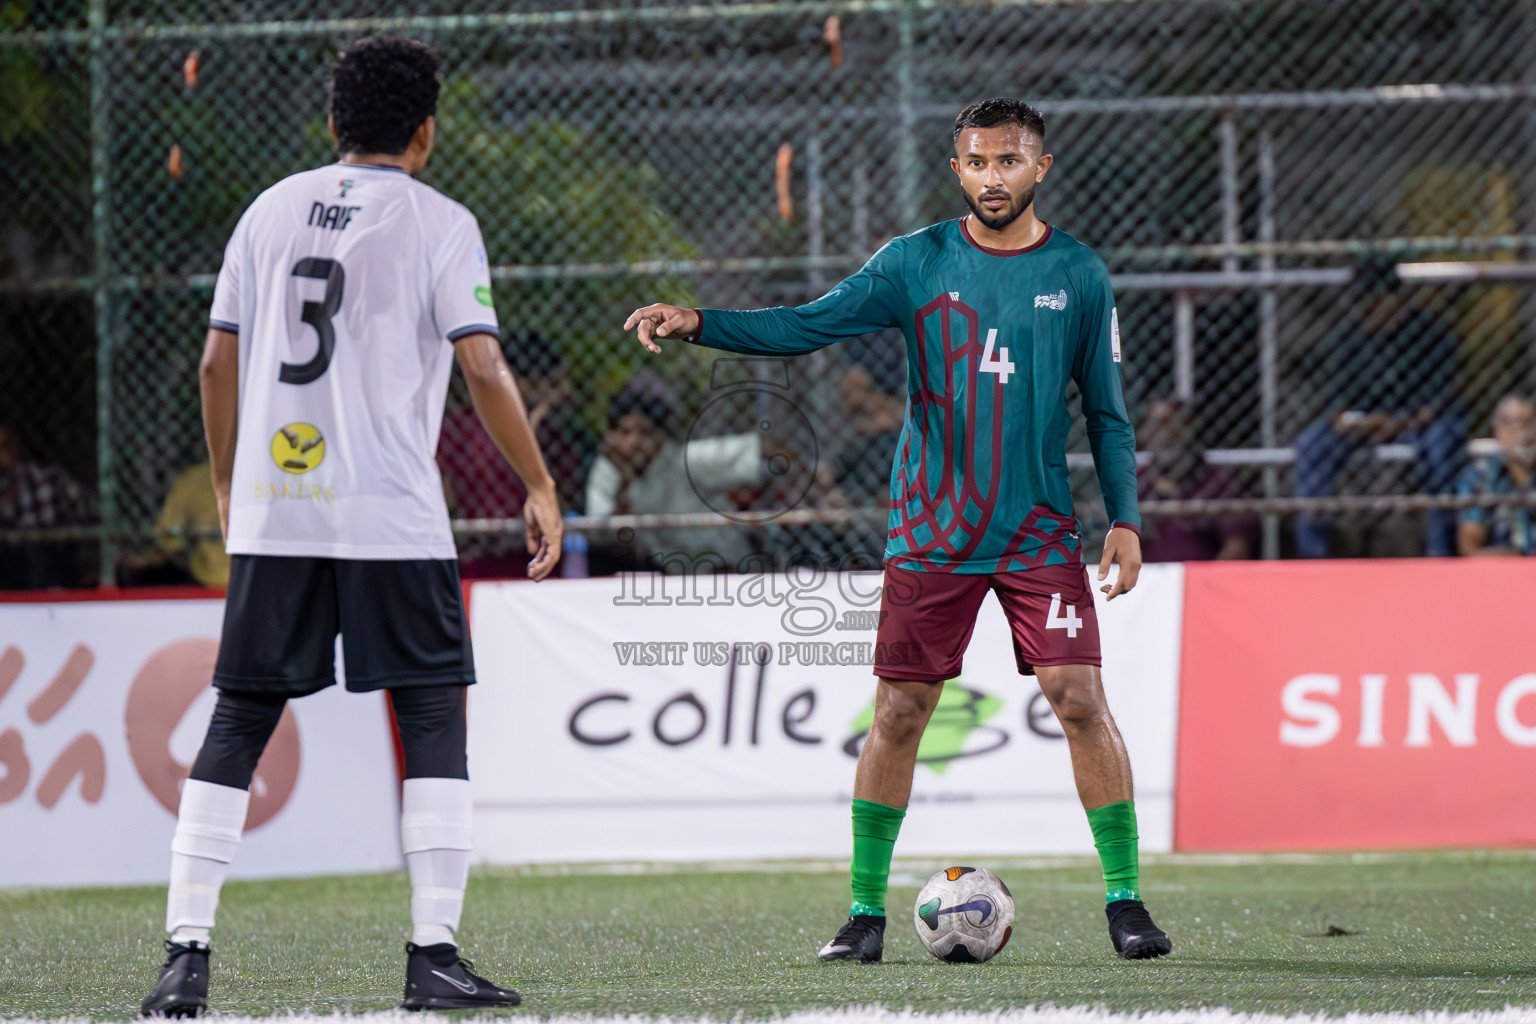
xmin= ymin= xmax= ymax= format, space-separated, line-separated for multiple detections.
xmin=401 ymin=941 xmax=522 ymax=1011
xmin=1106 ymin=899 xmax=1173 ymax=959
xmin=140 ymin=939 xmax=209 ymax=1018
xmin=816 ymin=914 xmax=886 ymax=963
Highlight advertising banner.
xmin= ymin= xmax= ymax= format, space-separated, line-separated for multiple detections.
xmin=467 ymin=564 xmax=1183 ymax=864
xmin=1177 ymin=560 xmax=1536 ymax=851
xmin=0 ymin=598 xmax=401 ymax=887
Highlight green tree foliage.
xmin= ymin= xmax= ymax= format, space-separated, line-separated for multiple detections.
xmin=428 ymin=83 xmax=710 ymax=420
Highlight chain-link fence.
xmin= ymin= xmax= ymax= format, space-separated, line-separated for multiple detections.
xmin=6 ymin=0 xmax=1536 ymax=588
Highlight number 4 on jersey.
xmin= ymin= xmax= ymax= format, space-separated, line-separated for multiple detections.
xmin=980 ymin=328 xmax=1015 ymax=384
xmin=1046 ymin=593 xmax=1082 ymax=638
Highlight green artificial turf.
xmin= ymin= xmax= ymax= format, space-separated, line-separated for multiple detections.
xmin=2 ymin=851 xmax=1535 ymax=1019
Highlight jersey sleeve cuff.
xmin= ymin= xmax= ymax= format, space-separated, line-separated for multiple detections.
xmin=446 ymin=323 xmax=501 ymax=343
xmin=209 ymin=319 xmax=239 ymax=333
xmin=1108 ymin=521 xmax=1141 ymax=536
xmin=681 ymin=309 xmax=705 ymax=344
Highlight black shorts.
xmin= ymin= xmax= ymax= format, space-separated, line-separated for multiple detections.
xmin=213 ymin=555 xmax=476 ymax=696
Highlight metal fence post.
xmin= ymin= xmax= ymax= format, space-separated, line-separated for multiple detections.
xmin=1174 ymin=290 xmax=1195 ymax=401
xmin=895 ymin=3 xmax=920 ymax=232
xmin=88 ymin=0 xmax=115 ymax=584
xmin=1258 ymin=128 xmax=1281 ymax=559
xmin=1219 ymin=113 xmax=1240 ymax=275
xmin=806 ymin=134 xmax=825 ymax=294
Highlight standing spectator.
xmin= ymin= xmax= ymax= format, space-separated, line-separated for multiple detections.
xmin=1293 ymin=258 xmax=1463 ymax=557
xmin=0 ymin=421 xmax=96 ymax=590
xmin=1136 ymin=398 xmax=1256 ymax=562
xmin=1456 ymin=394 xmax=1536 ymax=557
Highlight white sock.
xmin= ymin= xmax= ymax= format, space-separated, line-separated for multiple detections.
xmin=401 ymin=777 xmax=473 ymax=948
xmin=166 ymin=780 xmax=249 ymax=945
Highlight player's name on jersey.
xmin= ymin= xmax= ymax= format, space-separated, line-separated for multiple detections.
xmin=254 ymin=479 xmax=337 ymax=504
xmin=307 ymin=202 xmax=363 ymax=231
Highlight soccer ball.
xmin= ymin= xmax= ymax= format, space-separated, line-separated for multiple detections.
xmin=913 ymin=866 xmax=1015 ymax=963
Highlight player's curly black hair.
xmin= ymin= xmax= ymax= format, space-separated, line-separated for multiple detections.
xmin=952 ymin=97 xmax=1047 ymax=145
xmin=329 ymin=36 xmax=442 ymax=156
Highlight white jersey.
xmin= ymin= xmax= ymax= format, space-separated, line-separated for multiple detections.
xmin=210 ymin=162 xmax=499 ymax=560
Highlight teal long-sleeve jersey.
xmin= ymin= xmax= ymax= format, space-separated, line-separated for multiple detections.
xmin=688 ymin=218 xmax=1138 ymax=574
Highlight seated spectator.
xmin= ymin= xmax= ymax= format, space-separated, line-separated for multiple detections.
xmin=1456 ymin=394 xmax=1536 ymax=557
xmin=0 ymin=421 xmax=96 ymax=590
xmin=586 ymin=384 xmax=764 ymax=571
xmin=117 ymin=460 xmax=229 ymax=588
xmin=1136 ymin=398 xmax=1256 ymax=562
xmin=1293 ymin=258 xmax=1464 ymax=557
xmin=832 ymin=361 xmax=906 ymax=507
xmin=437 ymin=329 xmax=595 ymax=577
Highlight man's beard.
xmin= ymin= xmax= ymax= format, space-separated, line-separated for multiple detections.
xmin=964 ymin=183 xmax=1035 ymax=231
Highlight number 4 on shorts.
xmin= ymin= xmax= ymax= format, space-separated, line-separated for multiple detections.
xmin=1046 ymin=593 xmax=1082 ymax=638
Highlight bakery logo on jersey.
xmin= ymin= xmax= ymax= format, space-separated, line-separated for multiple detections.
xmin=1033 ymin=289 xmax=1068 ymax=310
xmin=270 ymin=422 xmax=326 ymax=474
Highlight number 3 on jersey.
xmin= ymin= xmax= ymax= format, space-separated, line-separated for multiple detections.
xmin=980 ymin=328 xmax=1015 ymax=384
xmin=280 ymin=257 xmax=345 ymax=385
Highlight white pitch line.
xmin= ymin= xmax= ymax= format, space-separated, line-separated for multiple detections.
xmin=13 ymin=1007 xmax=1536 ymax=1024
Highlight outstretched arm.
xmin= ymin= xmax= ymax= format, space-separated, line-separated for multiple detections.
xmin=454 ymin=333 xmax=563 ymax=581
xmin=624 ymin=241 xmax=905 ymax=356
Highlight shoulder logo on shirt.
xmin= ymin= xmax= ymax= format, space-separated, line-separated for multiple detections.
xmin=270 ymin=422 xmax=326 ymax=474
xmin=1033 ymin=289 xmax=1068 ymax=310
xmin=1111 ymin=307 xmax=1121 ymax=363
xmin=474 ymin=285 xmax=494 ymax=308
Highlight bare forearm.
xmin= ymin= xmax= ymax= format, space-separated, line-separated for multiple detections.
xmin=468 ymin=378 xmax=554 ymax=492
xmin=199 ymin=328 xmax=239 ymax=494
xmin=455 ymin=334 xmax=554 ymax=494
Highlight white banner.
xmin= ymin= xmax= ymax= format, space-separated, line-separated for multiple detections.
xmin=467 ymin=564 xmax=1183 ymax=864
xmin=0 ymin=598 xmax=401 ymax=887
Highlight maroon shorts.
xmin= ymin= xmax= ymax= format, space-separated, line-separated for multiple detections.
xmin=871 ymin=561 xmax=1101 ymax=681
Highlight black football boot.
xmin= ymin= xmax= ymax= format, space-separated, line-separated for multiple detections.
xmin=816 ymin=914 xmax=886 ymax=963
xmin=1106 ymin=899 xmax=1173 ymax=959
xmin=140 ymin=939 xmax=209 ymax=1018
xmin=401 ymin=941 xmax=522 ymax=1011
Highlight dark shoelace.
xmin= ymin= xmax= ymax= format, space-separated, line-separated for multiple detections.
xmin=1111 ymin=903 xmax=1160 ymax=932
xmin=832 ymin=918 xmax=881 ymax=945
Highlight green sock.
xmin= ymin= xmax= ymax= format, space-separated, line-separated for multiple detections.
xmin=1086 ymin=799 xmax=1140 ymax=903
xmin=849 ymin=798 xmax=906 ymax=917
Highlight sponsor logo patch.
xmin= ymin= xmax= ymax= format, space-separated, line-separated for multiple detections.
xmin=270 ymin=422 xmax=325 ymax=474
xmin=1034 ymin=289 xmax=1068 ymax=310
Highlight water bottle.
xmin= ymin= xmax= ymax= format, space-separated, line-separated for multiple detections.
xmin=561 ymin=512 xmax=588 ymax=579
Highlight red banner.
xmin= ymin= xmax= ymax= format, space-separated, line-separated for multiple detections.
xmin=1176 ymin=559 xmax=1536 ymax=850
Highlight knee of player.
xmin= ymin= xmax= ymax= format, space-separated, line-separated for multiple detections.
xmin=1048 ymin=688 xmax=1108 ymax=730
xmin=871 ymin=695 xmax=931 ymax=746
